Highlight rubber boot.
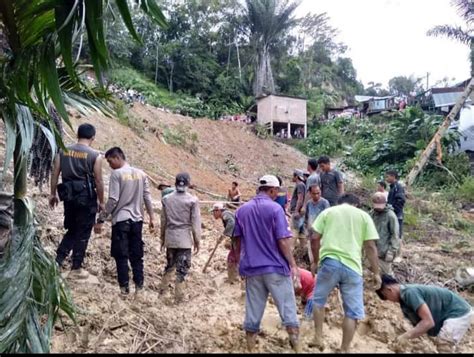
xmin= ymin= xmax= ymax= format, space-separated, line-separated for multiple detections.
xmin=158 ymin=273 xmax=172 ymax=295
xmin=175 ymin=281 xmax=185 ymax=303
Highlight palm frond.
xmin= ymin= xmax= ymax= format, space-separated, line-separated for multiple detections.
xmin=0 ymin=212 xmax=75 ymax=353
xmin=427 ymin=24 xmax=471 ymax=45
xmin=451 ymin=0 xmax=474 ymax=24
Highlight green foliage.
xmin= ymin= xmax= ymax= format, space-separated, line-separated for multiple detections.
xmin=163 ymin=123 xmax=199 ymax=154
xmin=296 ymin=124 xmax=343 ymax=158
xmin=298 ymin=106 xmax=470 ymax=190
xmin=109 ymin=67 xmax=247 ymax=118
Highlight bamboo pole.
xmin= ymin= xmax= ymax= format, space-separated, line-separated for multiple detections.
xmin=406 ymin=77 xmax=474 ymax=187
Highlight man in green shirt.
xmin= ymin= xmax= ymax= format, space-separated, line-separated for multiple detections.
xmin=371 ymin=192 xmax=400 ymax=275
xmin=376 ymin=274 xmax=473 ymax=352
xmin=309 ymin=193 xmax=381 ymax=353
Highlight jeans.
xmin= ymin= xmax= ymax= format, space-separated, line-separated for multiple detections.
xmin=398 ymin=218 xmax=403 ymax=238
xmin=164 ymin=248 xmax=192 ymax=282
xmin=56 ymin=199 xmax=97 ymax=270
xmin=111 ymin=220 xmax=144 ymax=288
xmin=244 ymin=273 xmax=299 ymax=333
xmin=313 ymin=258 xmax=365 ymax=320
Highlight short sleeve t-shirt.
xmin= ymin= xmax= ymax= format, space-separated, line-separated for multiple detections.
xmin=234 ymin=194 xmax=292 ymax=277
xmin=222 ymin=210 xmax=235 ymax=238
xmin=299 ymin=268 xmax=316 ymax=300
xmin=290 ymin=182 xmax=306 ymax=213
xmin=306 ymin=173 xmax=321 ymax=191
xmin=400 ymin=284 xmax=472 ymax=336
xmin=305 ymin=198 xmax=330 ymax=228
xmin=320 ymin=169 xmax=343 ymax=206
xmin=312 ymin=204 xmax=379 ymax=276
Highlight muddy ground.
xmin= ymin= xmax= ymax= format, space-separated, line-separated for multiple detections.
xmin=2 ymin=104 xmax=473 ymax=353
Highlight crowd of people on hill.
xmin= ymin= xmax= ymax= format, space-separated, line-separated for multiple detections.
xmin=48 ymin=122 xmax=473 ymax=354
xmin=108 ymin=85 xmax=146 ymax=105
xmin=218 ymin=113 xmax=253 ymax=123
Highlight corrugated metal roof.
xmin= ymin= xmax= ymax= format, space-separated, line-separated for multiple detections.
xmin=432 ymin=92 xmax=472 ymax=107
xmin=355 ymin=95 xmax=394 ymax=103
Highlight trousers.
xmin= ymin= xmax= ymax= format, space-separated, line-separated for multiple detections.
xmin=56 ymin=199 xmax=97 ymax=269
xmin=111 ymin=220 xmax=144 ymax=288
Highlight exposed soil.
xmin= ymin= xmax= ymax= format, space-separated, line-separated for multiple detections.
xmin=1 ymin=104 xmax=473 ymax=353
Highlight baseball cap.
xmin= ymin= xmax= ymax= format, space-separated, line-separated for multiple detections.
xmin=175 ymin=172 xmax=191 ymax=192
xmin=293 ymin=169 xmax=305 ymax=180
xmin=258 ymin=175 xmax=280 ymax=188
xmin=372 ymin=192 xmax=387 ymax=209
xmin=212 ymin=202 xmax=225 ymax=211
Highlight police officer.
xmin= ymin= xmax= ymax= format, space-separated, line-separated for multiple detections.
xmin=49 ymin=123 xmax=104 ymax=279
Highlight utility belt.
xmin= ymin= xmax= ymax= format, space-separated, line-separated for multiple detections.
xmin=57 ymin=176 xmax=96 ymax=206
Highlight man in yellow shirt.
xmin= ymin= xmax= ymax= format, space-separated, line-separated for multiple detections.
xmin=309 ymin=193 xmax=381 ymax=353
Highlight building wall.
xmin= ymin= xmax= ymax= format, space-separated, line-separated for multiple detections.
xmin=257 ymin=95 xmax=307 ymax=125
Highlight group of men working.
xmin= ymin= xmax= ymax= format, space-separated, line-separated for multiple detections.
xmin=50 ymin=123 xmax=201 ymax=303
xmin=49 ymin=123 xmax=473 ymax=353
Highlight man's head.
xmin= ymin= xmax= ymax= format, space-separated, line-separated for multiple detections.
xmin=175 ymin=172 xmax=191 ymax=192
xmin=158 ymin=184 xmax=171 ymax=191
xmin=292 ymin=169 xmax=305 ymax=183
xmin=309 ymin=185 xmax=321 ymax=202
xmin=317 ymin=156 xmax=331 ymax=172
xmin=212 ymin=202 xmax=225 ymax=219
xmin=307 ymin=158 xmax=318 ymax=173
xmin=385 ymin=170 xmax=399 ymax=184
xmin=258 ymin=174 xmax=280 ymax=200
xmin=232 ymin=181 xmax=238 ymax=189
xmin=377 ymin=180 xmax=387 ymax=192
xmin=376 ymin=274 xmax=401 ymax=302
xmin=337 ymin=193 xmax=360 ymax=207
xmin=372 ymin=192 xmax=387 ymax=212
xmin=104 ymin=147 xmax=126 ymax=169
xmin=77 ymin=123 xmax=96 ymax=141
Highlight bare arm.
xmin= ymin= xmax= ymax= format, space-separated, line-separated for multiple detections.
xmin=310 ymin=232 xmax=322 ymax=275
xmin=49 ymin=154 xmax=61 ymax=208
xmin=191 ymin=200 xmax=202 ymax=253
xmin=404 ymin=304 xmax=435 ymax=339
xmin=160 ymin=207 xmax=167 ymax=246
xmin=337 ymin=181 xmax=344 ymax=195
xmin=93 ymin=155 xmax=105 ymax=208
xmin=363 ymin=240 xmax=380 ymax=276
xmin=50 ymin=154 xmax=60 ymax=196
xmin=143 ymin=176 xmax=155 ymax=227
xmin=278 ymin=238 xmax=299 ymax=281
xmin=295 ymin=192 xmax=304 ymax=214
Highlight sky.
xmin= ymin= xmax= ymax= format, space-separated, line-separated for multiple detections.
xmin=297 ymin=0 xmax=471 ymax=89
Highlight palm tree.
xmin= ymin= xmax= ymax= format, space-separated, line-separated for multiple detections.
xmin=427 ymin=0 xmax=474 ymax=75
xmin=244 ymin=0 xmax=299 ymax=96
xmin=0 ymin=1 xmax=166 ymax=352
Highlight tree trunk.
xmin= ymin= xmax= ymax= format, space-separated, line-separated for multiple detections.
xmin=254 ymin=45 xmax=275 ymax=96
xmin=406 ymin=77 xmax=474 ymax=187
xmin=154 ymin=45 xmax=159 ymax=85
xmin=13 ymin=129 xmax=28 ymax=227
xmin=235 ymin=40 xmax=242 ymax=82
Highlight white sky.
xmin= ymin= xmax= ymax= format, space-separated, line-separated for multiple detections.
xmin=298 ymin=0 xmax=471 ymax=89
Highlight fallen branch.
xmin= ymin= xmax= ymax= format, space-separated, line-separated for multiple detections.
xmin=406 ymin=77 xmax=474 ymax=187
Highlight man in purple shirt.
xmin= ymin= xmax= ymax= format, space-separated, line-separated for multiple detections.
xmin=234 ymin=175 xmax=301 ymax=353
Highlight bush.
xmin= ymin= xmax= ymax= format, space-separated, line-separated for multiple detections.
xmin=457 ymin=176 xmax=474 ymax=204
xmin=296 ymin=125 xmax=343 ymax=158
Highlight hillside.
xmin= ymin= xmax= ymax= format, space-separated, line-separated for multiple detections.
xmin=1 ymin=104 xmax=473 ymax=353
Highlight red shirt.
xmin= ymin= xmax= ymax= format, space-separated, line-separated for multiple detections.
xmin=299 ymin=268 xmax=316 ymax=300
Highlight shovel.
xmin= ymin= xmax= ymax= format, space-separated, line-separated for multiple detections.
xmin=202 ymin=236 xmax=224 ymax=273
